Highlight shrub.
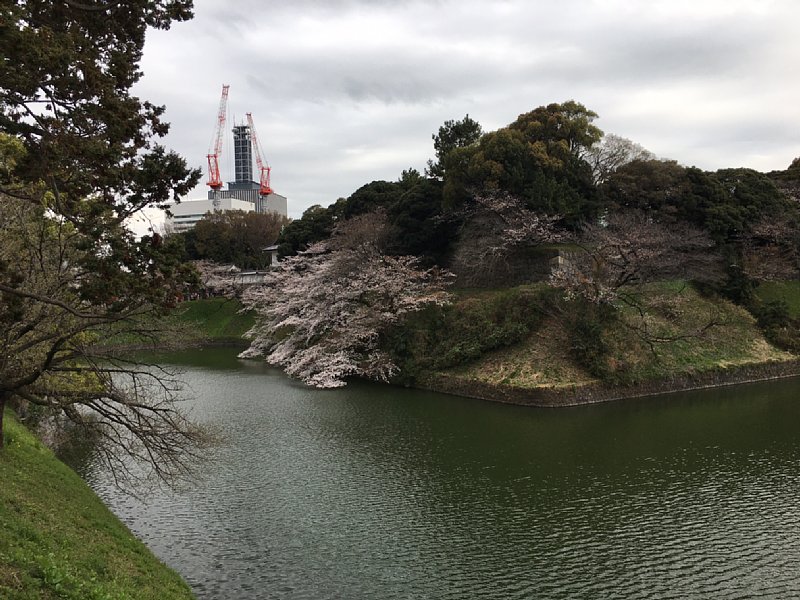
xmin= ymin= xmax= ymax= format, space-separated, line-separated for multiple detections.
xmin=565 ymin=302 xmax=619 ymax=379
xmin=385 ymin=287 xmax=555 ymax=382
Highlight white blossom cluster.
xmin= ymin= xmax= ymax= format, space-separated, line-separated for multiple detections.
xmin=191 ymin=260 xmax=240 ymax=296
xmin=470 ymin=192 xmax=567 ymax=258
xmin=240 ymin=238 xmax=452 ymax=388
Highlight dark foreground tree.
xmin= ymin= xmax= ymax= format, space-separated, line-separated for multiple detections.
xmin=0 ymin=1 xmax=210 ymax=486
xmin=0 ymin=178 xmax=209 ymax=486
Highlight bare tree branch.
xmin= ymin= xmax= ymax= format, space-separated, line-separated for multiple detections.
xmin=550 ymin=212 xmax=723 ymax=305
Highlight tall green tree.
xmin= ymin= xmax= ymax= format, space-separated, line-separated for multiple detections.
xmin=442 ymin=101 xmax=603 ymax=223
xmin=0 ymin=1 xmax=208 ymax=484
xmin=508 ymin=100 xmax=603 ymax=165
xmin=277 ymin=204 xmax=338 ymax=257
xmin=426 ymin=114 xmax=483 ymax=179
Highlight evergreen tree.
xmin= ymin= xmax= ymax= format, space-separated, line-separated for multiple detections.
xmin=0 ymin=1 xmax=208 ymax=485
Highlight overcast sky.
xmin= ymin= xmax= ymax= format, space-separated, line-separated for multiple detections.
xmin=134 ymin=0 xmax=800 ymax=222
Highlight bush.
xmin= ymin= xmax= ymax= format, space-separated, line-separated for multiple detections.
xmin=565 ymin=302 xmax=620 ymax=379
xmin=747 ymin=298 xmax=800 ymax=352
xmin=385 ymin=287 xmax=555 ymax=382
xmin=719 ymin=263 xmax=757 ymax=306
xmin=754 ymin=299 xmax=791 ymax=330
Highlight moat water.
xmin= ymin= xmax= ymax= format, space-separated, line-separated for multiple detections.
xmin=84 ymin=347 xmax=800 ymax=599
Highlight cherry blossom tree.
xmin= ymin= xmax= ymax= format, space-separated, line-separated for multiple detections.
xmin=448 ymin=191 xmax=568 ymax=288
xmin=740 ymin=219 xmax=800 ymax=281
xmin=549 ymin=211 xmax=723 ymax=305
xmin=191 ymin=260 xmax=240 ymax=298
xmin=467 ymin=192 xmax=567 ymax=253
xmin=549 ymin=212 xmax=726 ymax=356
xmin=240 ymin=212 xmax=452 ymax=388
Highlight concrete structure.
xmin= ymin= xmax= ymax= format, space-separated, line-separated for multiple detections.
xmin=209 ymin=187 xmax=259 ymax=202
xmin=263 ymin=244 xmax=280 ymax=267
xmin=234 ymin=271 xmax=269 ymax=285
xmin=169 ymin=191 xmax=288 ymax=233
xmin=168 ymin=120 xmax=289 ymax=232
xmin=202 ymin=189 xmax=287 ymax=215
xmin=258 ymin=192 xmax=287 ymax=215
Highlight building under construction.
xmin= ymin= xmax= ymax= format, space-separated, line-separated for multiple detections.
xmin=209 ymin=122 xmax=287 ymax=215
xmin=169 ymin=85 xmax=288 ymax=232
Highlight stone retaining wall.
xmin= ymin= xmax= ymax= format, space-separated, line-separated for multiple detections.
xmin=423 ymin=359 xmax=800 ymax=407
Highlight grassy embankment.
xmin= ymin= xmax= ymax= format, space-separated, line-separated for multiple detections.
xmin=173 ymin=287 xmax=800 ymax=397
xmin=0 ymin=298 xmax=250 ymax=599
xmin=0 ymin=412 xmax=193 ymax=600
xmin=755 ymin=280 xmax=800 ymax=318
xmin=393 ymin=281 xmax=799 ymax=397
xmin=100 ymin=297 xmax=254 ymax=350
xmin=168 ymin=297 xmax=254 ymax=343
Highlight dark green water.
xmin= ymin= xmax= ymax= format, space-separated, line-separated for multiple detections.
xmin=87 ymin=347 xmax=800 ymax=599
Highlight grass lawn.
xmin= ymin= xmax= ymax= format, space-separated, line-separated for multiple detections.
xmin=170 ymin=297 xmax=255 ymax=341
xmin=755 ymin=280 xmax=800 ymax=319
xmin=0 ymin=413 xmax=194 ymax=600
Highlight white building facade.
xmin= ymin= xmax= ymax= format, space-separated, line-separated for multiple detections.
xmin=167 ymin=192 xmax=288 ymax=233
xmin=168 ymin=197 xmax=255 ymax=232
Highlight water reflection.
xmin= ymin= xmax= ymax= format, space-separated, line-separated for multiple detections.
xmin=86 ymin=348 xmax=800 ymax=599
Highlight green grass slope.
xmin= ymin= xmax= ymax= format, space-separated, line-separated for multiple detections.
xmin=425 ymin=282 xmax=795 ymax=392
xmin=755 ymin=280 xmax=800 ymax=318
xmin=96 ymin=298 xmax=255 ymax=350
xmin=0 ymin=413 xmax=194 ymax=600
xmin=169 ymin=298 xmax=254 ymax=342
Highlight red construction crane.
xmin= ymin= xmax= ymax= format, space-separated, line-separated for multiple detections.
xmin=206 ymin=84 xmax=230 ymax=197
xmin=246 ymin=112 xmax=273 ymax=197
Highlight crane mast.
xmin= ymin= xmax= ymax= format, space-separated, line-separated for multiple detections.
xmin=246 ymin=112 xmax=273 ymax=197
xmin=206 ymin=84 xmax=230 ymax=209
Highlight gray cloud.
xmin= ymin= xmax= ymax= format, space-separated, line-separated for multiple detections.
xmin=136 ymin=0 xmax=800 ymax=219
